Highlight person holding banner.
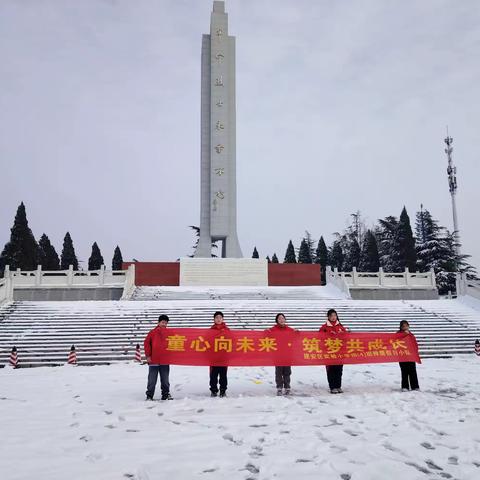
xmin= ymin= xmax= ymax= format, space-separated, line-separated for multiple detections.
xmin=266 ymin=313 xmax=294 ymax=396
xmin=144 ymin=314 xmax=173 ymax=401
xmin=398 ymin=320 xmax=420 ymax=391
xmin=320 ymin=309 xmax=348 ymax=394
xmin=209 ymin=311 xmax=230 ymax=397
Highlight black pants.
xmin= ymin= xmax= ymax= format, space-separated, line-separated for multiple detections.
xmin=146 ymin=365 xmax=170 ymax=398
xmin=399 ymin=362 xmax=419 ymax=390
xmin=326 ymin=365 xmax=343 ymax=389
xmin=275 ymin=366 xmax=292 ymax=389
xmin=210 ymin=366 xmax=228 ymax=394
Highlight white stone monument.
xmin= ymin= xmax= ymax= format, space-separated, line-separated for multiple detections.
xmin=195 ymin=1 xmax=243 ymax=258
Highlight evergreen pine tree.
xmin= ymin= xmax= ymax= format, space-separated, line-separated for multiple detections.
xmin=315 ymin=237 xmax=328 ymax=266
xmin=266 ymin=256 xmax=271 ymax=263
xmin=298 ymin=238 xmax=312 ymax=264
xmin=414 ymin=208 xmax=477 ymax=294
xmin=60 ymin=232 xmax=79 ymax=270
xmin=0 ymin=242 xmax=14 ymax=277
xmin=315 ymin=236 xmax=329 ymax=285
xmin=38 ymin=234 xmax=60 ymax=270
xmin=391 ymin=207 xmax=417 ymax=272
xmin=284 ymin=240 xmax=297 ymax=263
xmin=88 ymin=242 xmax=104 ymax=270
xmin=329 ymin=241 xmax=344 ymax=271
xmin=415 ymin=208 xmax=442 ymax=273
xmin=415 ymin=205 xmax=435 ymax=245
xmin=359 ymin=230 xmax=380 ymax=271
xmin=376 ymin=216 xmax=398 ymax=271
xmin=343 ymin=236 xmax=361 ymax=271
xmin=188 ymin=225 xmax=218 ymax=257
xmin=0 ymin=202 xmax=39 ymax=274
xmin=112 ymin=246 xmax=123 ymax=270
xmin=304 ymin=231 xmax=316 ymax=262
xmin=271 ymin=253 xmax=279 ymax=264
xmin=252 ymin=247 xmax=259 ymax=259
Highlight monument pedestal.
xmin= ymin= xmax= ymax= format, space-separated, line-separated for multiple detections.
xmin=180 ymin=258 xmax=267 ymax=286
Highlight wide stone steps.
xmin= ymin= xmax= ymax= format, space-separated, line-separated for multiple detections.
xmin=130 ymin=286 xmax=343 ymax=301
xmin=0 ymin=299 xmax=479 ymax=367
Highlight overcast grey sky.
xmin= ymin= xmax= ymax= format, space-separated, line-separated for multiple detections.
xmin=1 ymin=0 xmax=479 ymax=268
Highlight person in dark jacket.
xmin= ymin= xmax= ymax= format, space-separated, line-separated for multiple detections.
xmin=398 ymin=320 xmax=420 ymax=391
xmin=144 ymin=314 xmax=173 ymax=401
xmin=266 ymin=313 xmax=294 ymax=395
xmin=320 ymin=309 xmax=347 ymax=394
xmin=210 ymin=311 xmax=230 ymax=397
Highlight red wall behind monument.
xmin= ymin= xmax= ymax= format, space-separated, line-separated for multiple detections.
xmin=268 ymin=264 xmax=322 ymax=286
xmin=123 ymin=262 xmax=180 ymax=286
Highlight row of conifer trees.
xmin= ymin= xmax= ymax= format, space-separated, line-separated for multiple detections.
xmin=0 ymin=203 xmax=123 ymax=275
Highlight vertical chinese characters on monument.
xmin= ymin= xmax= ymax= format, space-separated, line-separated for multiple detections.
xmin=213 ymin=23 xmax=226 ymax=214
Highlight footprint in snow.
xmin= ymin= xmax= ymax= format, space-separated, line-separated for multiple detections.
xmin=244 ymin=463 xmax=259 ymax=474
xmin=322 ymin=419 xmax=343 ymax=427
xmin=405 ymin=461 xmax=431 ymax=474
xmin=382 ymin=442 xmax=404 ymax=454
xmin=425 ymin=460 xmax=443 ymax=471
xmin=345 ymin=414 xmax=355 ymax=419
xmin=86 ymin=453 xmax=103 ymax=463
xmin=104 ymin=424 xmax=116 ymax=429
xmin=249 ymin=445 xmax=264 ymax=458
xmin=315 ymin=431 xmax=331 ymax=443
xmin=104 ymin=410 xmax=113 ymax=415
xmin=79 ymin=435 xmax=92 ymax=442
xmin=340 ymin=475 xmax=352 ymax=480
xmin=420 ymin=442 xmax=435 ymax=450
xmin=222 ymin=433 xmax=243 ymax=446
xmin=447 ymin=456 xmax=458 ymax=465
xmin=344 ymin=429 xmax=361 ymax=437
xmin=249 ymin=424 xmax=268 ymax=428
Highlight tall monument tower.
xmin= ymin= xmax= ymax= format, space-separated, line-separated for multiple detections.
xmin=195 ymin=1 xmax=243 ymax=258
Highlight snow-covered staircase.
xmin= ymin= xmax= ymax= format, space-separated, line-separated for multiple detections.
xmin=129 ymin=286 xmax=344 ymax=301
xmin=0 ymin=294 xmax=479 ymax=367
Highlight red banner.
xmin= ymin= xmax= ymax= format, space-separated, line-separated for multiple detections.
xmin=149 ymin=329 xmax=421 ymax=366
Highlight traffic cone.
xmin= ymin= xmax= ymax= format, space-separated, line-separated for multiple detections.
xmin=475 ymin=339 xmax=480 ymax=356
xmin=67 ymin=345 xmax=77 ymax=365
xmin=9 ymin=346 xmax=18 ymax=368
xmin=134 ymin=344 xmax=142 ymax=363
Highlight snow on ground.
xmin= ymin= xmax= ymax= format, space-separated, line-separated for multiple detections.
xmin=1 ymin=357 xmax=479 ymax=480
xmin=457 ymin=295 xmax=480 ymax=313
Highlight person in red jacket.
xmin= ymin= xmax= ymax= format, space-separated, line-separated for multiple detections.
xmin=210 ymin=311 xmax=230 ymax=397
xmin=144 ymin=314 xmax=173 ymax=401
xmin=267 ymin=313 xmax=294 ymax=396
xmin=398 ymin=320 xmax=420 ymax=391
xmin=320 ymin=309 xmax=347 ymax=394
